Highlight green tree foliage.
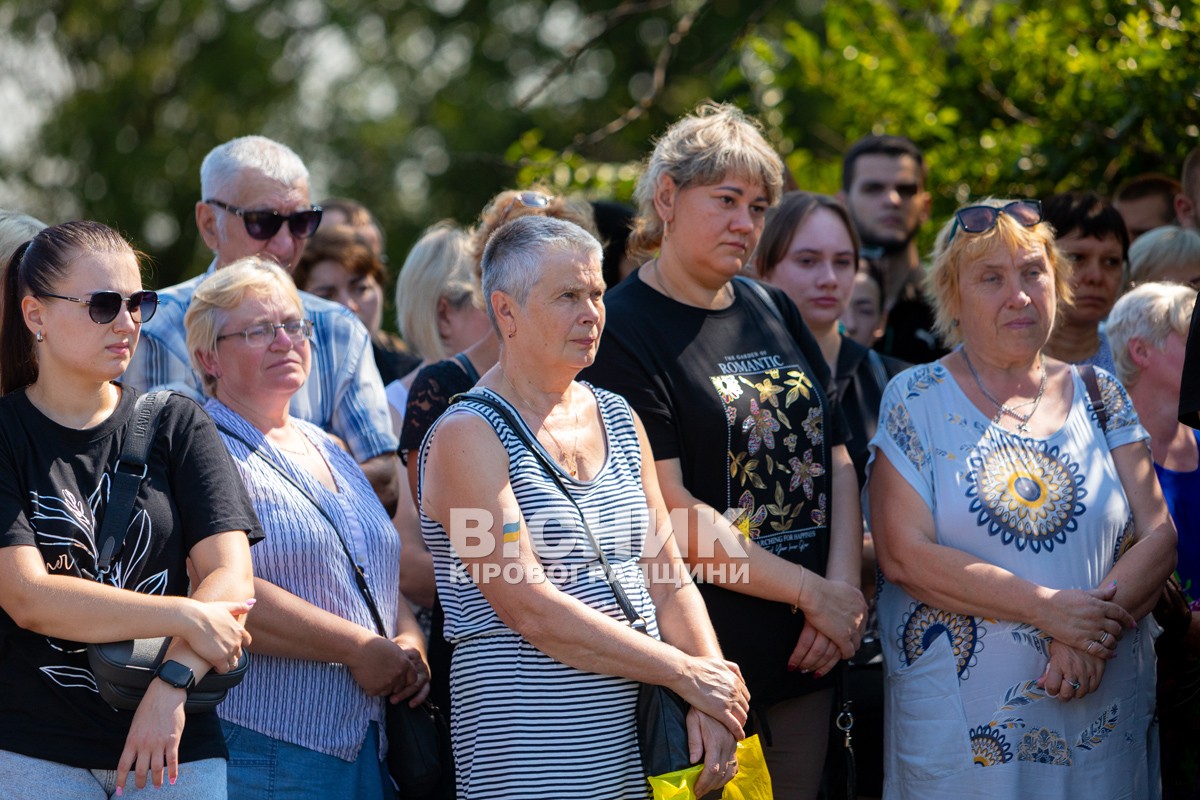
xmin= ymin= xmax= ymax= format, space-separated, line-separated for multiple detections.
xmin=2 ymin=0 xmax=1196 ymax=290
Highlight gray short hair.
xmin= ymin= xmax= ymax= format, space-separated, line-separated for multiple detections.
xmin=481 ymin=216 xmax=602 ymax=330
xmin=1128 ymin=225 xmax=1200 ymax=285
xmin=185 ymin=256 xmax=304 ymax=396
xmin=200 ymin=136 xmax=309 ymax=199
xmin=1105 ymin=281 xmax=1196 ymax=388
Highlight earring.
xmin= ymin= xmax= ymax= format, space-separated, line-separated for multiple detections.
xmin=507 ymin=330 xmax=516 ymax=339
xmin=950 ymin=319 xmax=959 ymax=328
xmin=35 ymin=330 xmax=44 ymax=342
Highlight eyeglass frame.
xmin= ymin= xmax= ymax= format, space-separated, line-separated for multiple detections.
xmin=496 ymin=191 xmax=554 ymax=226
xmin=215 ymin=319 xmax=315 ymax=347
xmin=946 ymin=200 xmax=1043 ymax=243
xmin=205 ymin=198 xmax=323 ymax=241
xmin=38 ymin=290 xmax=159 ymax=325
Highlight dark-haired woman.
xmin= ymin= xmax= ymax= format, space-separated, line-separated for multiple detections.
xmin=1042 ymin=192 xmax=1130 ymax=374
xmin=0 ymin=221 xmax=262 ymax=798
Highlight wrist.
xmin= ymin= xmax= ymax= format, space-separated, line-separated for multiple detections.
xmin=792 ymin=567 xmax=813 ymax=614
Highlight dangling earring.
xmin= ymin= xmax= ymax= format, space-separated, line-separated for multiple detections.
xmin=35 ymin=330 xmax=44 ymax=342
xmin=507 ymin=329 xmax=516 ymax=339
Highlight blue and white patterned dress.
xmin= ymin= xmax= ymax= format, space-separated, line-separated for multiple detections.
xmin=868 ymin=362 xmax=1159 ymax=799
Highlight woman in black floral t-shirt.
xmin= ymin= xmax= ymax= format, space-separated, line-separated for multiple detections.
xmin=584 ymin=104 xmax=867 ymax=798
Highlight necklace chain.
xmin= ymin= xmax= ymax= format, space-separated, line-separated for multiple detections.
xmin=961 ymin=347 xmax=1047 ymax=434
xmin=502 ymin=375 xmax=581 ymax=477
xmin=272 ymin=427 xmax=311 ymax=456
xmin=651 ymin=258 xmax=732 ymax=308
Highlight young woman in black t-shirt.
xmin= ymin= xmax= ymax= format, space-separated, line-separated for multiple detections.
xmin=0 ymin=222 xmax=261 ymax=797
xmin=584 ymin=105 xmax=867 ymax=798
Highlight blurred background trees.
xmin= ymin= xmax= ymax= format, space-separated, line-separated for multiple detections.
xmin=1 ymin=0 xmax=1197 ymax=293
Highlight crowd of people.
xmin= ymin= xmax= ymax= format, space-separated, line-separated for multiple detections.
xmin=0 ymin=100 xmax=1198 ymax=800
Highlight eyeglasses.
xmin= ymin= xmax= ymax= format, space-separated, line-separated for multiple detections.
xmin=216 ymin=319 xmax=314 ymax=348
xmin=496 ymin=191 xmax=554 ymax=225
xmin=39 ymin=290 xmax=159 ymax=324
xmin=947 ymin=200 xmax=1042 ymax=242
xmin=205 ymin=199 xmax=323 ymax=241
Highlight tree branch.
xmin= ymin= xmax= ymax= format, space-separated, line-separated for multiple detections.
xmin=514 ymin=0 xmax=676 ymax=112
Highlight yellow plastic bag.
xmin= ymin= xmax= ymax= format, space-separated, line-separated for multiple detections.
xmin=647 ymin=734 xmax=773 ymax=800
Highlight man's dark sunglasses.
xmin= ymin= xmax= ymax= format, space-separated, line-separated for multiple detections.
xmin=40 ymin=290 xmax=159 ymax=324
xmin=205 ymin=199 xmax=323 ymax=241
xmin=947 ymin=200 xmax=1042 ymax=242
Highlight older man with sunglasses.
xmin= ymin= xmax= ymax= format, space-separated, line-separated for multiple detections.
xmin=124 ymin=135 xmax=401 ymax=512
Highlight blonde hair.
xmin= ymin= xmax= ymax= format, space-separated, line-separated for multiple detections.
xmin=926 ymin=198 xmax=1073 ymax=347
xmin=394 ymin=221 xmax=479 ymax=362
xmin=629 ymin=102 xmax=784 ymax=260
xmin=1128 ymin=225 xmax=1200 ymax=285
xmin=1105 ymin=281 xmax=1196 ymax=388
xmin=467 ymin=188 xmax=598 ymax=277
xmin=185 ymin=257 xmax=303 ymax=396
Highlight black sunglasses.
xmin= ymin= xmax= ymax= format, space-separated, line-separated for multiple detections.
xmin=40 ymin=290 xmax=159 ymax=324
xmin=206 ymin=198 xmax=323 ymax=241
xmin=947 ymin=200 xmax=1043 ymax=242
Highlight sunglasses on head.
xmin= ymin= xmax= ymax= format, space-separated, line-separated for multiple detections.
xmin=496 ymin=191 xmax=554 ymax=225
xmin=40 ymin=290 xmax=159 ymax=324
xmin=947 ymin=200 xmax=1043 ymax=242
xmin=206 ymin=198 xmax=323 ymax=241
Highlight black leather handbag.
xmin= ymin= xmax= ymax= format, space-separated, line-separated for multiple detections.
xmin=454 ymin=392 xmax=695 ymax=778
xmin=84 ymin=391 xmax=249 ymax=714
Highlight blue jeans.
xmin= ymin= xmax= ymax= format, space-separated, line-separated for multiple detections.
xmin=0 ymin=749 xmax=225 ymax=799
xmin=222 ymin=721 xmax=394 ymax=800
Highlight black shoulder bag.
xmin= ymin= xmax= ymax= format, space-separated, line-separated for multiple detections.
xmin=85 ymin=391 xmax=250 ymax=713
xmin=452 ymin=391 xmax=694 ymax=778
xmin=216 ymin=423 xmax=453 ymax=800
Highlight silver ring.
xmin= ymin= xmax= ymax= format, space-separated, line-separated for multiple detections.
xmin=1099 ymin=631 xmax=1110 ymax=645
xmin=1068 ymin=680 xmax=1081 ymax=690
xmin=1086 ymin=640 xmax=1098 ymax=654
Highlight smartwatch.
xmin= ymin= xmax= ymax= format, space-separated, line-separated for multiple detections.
xmin=155 ymin=660 xmax=196 ymax=692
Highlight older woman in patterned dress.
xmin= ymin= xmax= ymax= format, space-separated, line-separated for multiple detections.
xmin=868 ymin=198 xmax=1176 ymax=798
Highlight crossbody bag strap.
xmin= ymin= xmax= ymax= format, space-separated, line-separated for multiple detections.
xmin=1077 ymin=364 xmax=1109 ymax=434
xmin=450 ymin=392 xmax=648 ymax=632
xmin=214 ymin=423 xmax=390 ymax=637
xmin=95 ymin=390 xmax=174 ymax=576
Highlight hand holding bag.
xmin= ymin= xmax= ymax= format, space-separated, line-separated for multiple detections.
xmin=453 ymin=392 xmax=696 ymax=779
xmin=216 ymin=423 xmax=453 ymax=800
xmin=84 ymin=391 xmax=249 ymax=714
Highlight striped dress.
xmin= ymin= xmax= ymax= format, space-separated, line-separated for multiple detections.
xmin=418 ymin=385 xmax=655 ymax=800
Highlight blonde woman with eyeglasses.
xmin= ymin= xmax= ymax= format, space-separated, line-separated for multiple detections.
xmin=187 ymin=258 xmax=430 ymax=800
xmin=868 ymin=198 xmax=1175 ymax=797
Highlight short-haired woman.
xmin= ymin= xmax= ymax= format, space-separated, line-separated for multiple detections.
xmin=186 ymin=257 xmax=429 ymax=800
xmin=1042 ymin=192 xmax=1130 ymax=373
xmin=870 ymin=198 xmax=1175 ymax=795
xmin=420 ymin=215 xmax=747 ymax=799
xmin=0 ymin=221 xmax=260 ymax=797
xmin=584 ymin=104 xmax=867 ymax=798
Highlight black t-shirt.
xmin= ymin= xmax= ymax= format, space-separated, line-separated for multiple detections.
xmin=0 ymin=385 xmax=263 ymax=769
xmin=583 ymin=274 xmax=848 ymax=704
xmin=835 ymin=338 xmax=907 ymax=490
xmin=399 ymin=355 xmax=479 ymax=459
xmin=1182 ymin=297 xmax=1200 ymax=430
xmin=875 ymin=283 xmax=948 ymax=365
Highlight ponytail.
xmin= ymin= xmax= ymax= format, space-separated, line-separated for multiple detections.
xmin=1 ymin=242 xmax=36 ymax=395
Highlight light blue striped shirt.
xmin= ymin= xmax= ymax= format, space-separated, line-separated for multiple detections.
xmin=123 ymin=262 xmax=398 ymax=462
xmin=207 ymin=400 xmax=401 ymax=762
